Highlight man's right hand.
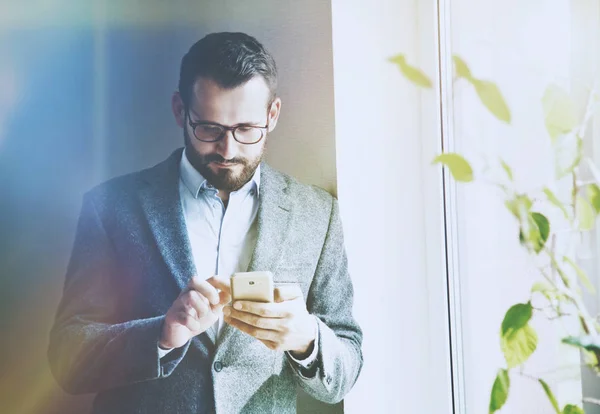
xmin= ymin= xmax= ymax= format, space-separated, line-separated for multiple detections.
xmin=159 ymin=276 xmax=231 ymax=349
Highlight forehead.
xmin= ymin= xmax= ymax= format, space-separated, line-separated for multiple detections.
xmin=189 ymin=76 xmax=271 ymax=123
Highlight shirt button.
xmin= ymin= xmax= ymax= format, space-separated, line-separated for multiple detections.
xmin=326 ymin=375 xmax=332 ymax=384
xmin=250 ymin=189 xmax=256 ymax=196
xmin=214 ymin=361 xmax=223 ymax=372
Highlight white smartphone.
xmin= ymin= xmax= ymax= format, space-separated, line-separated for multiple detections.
xmin=230 ymin=271 xmax=274 ymax=303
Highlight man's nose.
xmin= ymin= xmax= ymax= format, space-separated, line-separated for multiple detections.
xmin=216 ymin=130 xmax=238 ymax=160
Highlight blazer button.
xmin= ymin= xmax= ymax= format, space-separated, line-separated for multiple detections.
xmin=214 ymin=361 xmax=223 ymax=372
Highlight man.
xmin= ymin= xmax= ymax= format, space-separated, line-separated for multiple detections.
xmin=48 ymin=32 xmax=363 ymax=414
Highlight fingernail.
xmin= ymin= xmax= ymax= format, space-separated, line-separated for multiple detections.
xmin=234 ymin=302 xmax=242 ymax=310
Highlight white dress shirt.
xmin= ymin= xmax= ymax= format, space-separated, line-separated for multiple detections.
xmin=159 ymin=149 xmax=318 ymax=368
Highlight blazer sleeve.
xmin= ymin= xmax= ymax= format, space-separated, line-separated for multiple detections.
xmin=47 ymin=192 xmax=189 ymax=395
xmin=288 ymin=196 xmax=364 ymax=404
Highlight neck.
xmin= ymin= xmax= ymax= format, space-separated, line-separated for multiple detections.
xmin=217 ymin=190 xmax=230 ymax=209
xmin=217 ymin=189 xmax=229 ymax=202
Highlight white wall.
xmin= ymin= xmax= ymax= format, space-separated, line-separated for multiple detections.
xmin=331 ymin=1 xmax=454 ymax=413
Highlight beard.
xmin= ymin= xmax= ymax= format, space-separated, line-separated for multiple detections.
xmin=183 ymin=127 xmax=265 ymax=192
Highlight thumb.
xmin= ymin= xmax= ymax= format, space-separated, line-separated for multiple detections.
xmin=211 ymin=290 xmax=232 ymax=312
xmin=207 ymin=275 xmax=231 ymax=295
xmin=274 ymin=284 xmax=303 ymax=303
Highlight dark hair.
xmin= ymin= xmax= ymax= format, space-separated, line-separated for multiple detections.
xmin=178 ymin=32 xmax=278 ymax=108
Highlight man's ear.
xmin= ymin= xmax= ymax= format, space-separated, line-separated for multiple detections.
xmin=267 ymin=97 xmax=282 ymax=132
xmin=172 ymin=91 xmax=185 ymax=128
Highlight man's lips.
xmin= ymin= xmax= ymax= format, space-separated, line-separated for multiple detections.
xmin=212 ymin=161 xmax=237 ymax=167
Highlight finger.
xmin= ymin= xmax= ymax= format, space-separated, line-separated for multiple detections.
xmin=212 ymin=290 xmax=232 ymax=312
xmin=185 ymin=290 xmax=210 ymax=318
xmin=223 ymin=314 xmax=277 ymax=341
xmin=259 ymin=339 xmax=280 ymax=351
xmin=188 ymin=276 xmax=220 ymax=305
xmin=179 ymin=301 xmax=198 ymax=319
xmin=206 ymin=276 xmax=231 ymax=295
xmin=225 ymin=307 xmax=283 ymax=331
xmin=274 ymin=284 xmax=303 ymax=303
xmin=174 ymin=309 xmax=203 ymax=332
xmin=221 ymin=289 xmax=232 ymax=303
xmin=233 ymin=301 xmax=290 ymax=318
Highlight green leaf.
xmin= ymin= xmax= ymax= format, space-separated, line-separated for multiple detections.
xmin=501 ymin=324 xmax=538 ymax=368
xmin=539 ymin=379 xmax=561 ymax=414
xmin=531 ymin=281 xmax=560 ymax=301
xmin=542 ymin=84 xmax=577 ymax=141
xmin=576 ymin=195 xmax=595 ymax=231
xmin=500 ymin=159 xmax=514 ymax=181
xmin=582 ymin=348 xmax=599 ymax=367
xmin=489 ymin=369 xmax=510 ymax=413
xmin=453 ymin=55 xmax=473 ymax=80
xmin=451 ymin=56 xmax=510 ymax=122
xmin=586 ymin=183 xmax=600 ymax=213
xmin=506 ymin=195 xmax=546 ymax=252
xmin=432 ymin=153 xmax=474 ymax=182
xmin=562 ymin=335 xmax=600 ymax=353
xmin=471 ymin=78 xmax=511 ymax=123
xmin=543 ymin=188 xmax=569 ymax=219
xmin=555 ymin=135 xmax=582 ymax=179
xmin=501 ymin=303 xmax=533 ymax=336
xmin=505 ymin=195 xmax=533 ymax=218
xmin=555 ymin=265 xmax=572 ymax=290
xmin=563 ymin=404 xmax=584 ymax=414
xmin=531 ymin=281 xmax=553 ymax=294
xmin=563 ymin=256 xmax=596 ymax=293
xmin=388 ymin=54 xmax=433 ymax=88
xmin=519 ymin=212 xmax=550 ymax=254
xmin=531 ymin=212 xmax=550 ymax=253
xmin=531 ymin=282 xmax=547 ymax=293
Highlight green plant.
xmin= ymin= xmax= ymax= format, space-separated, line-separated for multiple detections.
xmin=390 ymin=53 xmax=599 ymax=414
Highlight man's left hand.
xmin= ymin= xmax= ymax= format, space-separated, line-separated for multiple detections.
xmin=223 ymin=284 xmax=317 ymax=357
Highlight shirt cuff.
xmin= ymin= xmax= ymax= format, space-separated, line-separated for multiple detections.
xmin=158 ymin=344 xmax=174 ymax=359
xmin=286 ymin=316 xmax=320 ymax=369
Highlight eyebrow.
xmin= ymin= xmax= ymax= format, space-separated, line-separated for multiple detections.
xmin=188 ymin=109 xmax=262 ymax=126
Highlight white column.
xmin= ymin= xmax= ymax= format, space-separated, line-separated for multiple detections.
xmin=331 ymin=1 xmax=453 ymax=412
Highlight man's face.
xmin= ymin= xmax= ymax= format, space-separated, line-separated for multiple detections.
xmin=174 ymin=76 xmax=281 ymax=193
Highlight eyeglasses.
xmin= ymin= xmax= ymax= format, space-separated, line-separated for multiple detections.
xmin=186 ymin=109 xmax=270 ymax=145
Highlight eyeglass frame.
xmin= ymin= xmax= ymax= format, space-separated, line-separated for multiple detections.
xmin=185 ymin=107 xmax=271 ymax=145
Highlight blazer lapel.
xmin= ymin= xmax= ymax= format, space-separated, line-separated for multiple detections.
xmin=137 ymin=149 xmax=294 ymax=354
xmin=247 ymin=162 xmax=293 ymax=274
xmin=137 ymin=147 xmax=196 ymax=293
xmin=215 ymin=161 xmax=293 ymax=350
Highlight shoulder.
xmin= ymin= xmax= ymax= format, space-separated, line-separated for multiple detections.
xmin=84 ymin=149 xmax=180 ymax=209
xmin=262 ymin=163 xmax=336 ymax=215
xmin=83 ymin=170 xmax=144 ymax=208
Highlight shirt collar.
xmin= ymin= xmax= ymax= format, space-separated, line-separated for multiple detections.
xmin=180 ymin=148 xmax=261 ymax=199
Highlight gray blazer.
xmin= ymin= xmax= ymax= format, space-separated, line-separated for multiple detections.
xmin=48 ymin=148 xmax=363 ymax=413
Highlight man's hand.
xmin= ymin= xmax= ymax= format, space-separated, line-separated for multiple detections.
xmin=159 ymin=276 xmax=231 ymax=349
xmin=223 ymin=284 xmax=317 ymax=356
